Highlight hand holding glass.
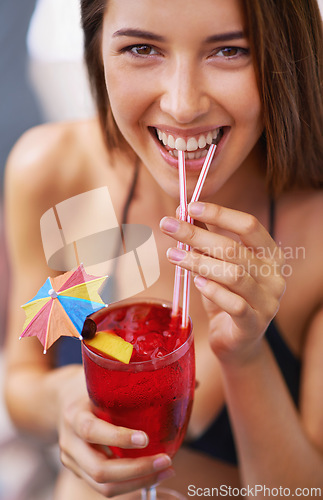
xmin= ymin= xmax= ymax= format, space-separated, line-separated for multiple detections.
xmin=82 ymin=300 xmax=195 ymax=499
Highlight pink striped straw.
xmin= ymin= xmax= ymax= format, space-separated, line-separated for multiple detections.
xmin=173 ymin=142 xmax=218 ymax=328
xmin=172 ymin=150 xmax=187 ymax=318
xmin=191 ymin=142 xmax=217 ymax=205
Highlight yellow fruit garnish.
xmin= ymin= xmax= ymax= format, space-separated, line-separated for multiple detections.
xmin=86 ymin=331 xmax=133 ymax=364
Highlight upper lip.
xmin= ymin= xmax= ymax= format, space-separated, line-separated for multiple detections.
xmin=150 ymin=125 xmax=224 ymax=139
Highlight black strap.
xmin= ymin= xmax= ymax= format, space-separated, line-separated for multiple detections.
xmin=269 ymin=197 xmax=276 ymax=239
xmin=121 ymin=157 xmax=140 ymax=226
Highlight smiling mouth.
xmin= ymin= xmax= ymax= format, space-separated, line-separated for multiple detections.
xmin=151 ymin=126 xmax=224 ymax=160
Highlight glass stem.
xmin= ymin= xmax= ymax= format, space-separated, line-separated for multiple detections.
xmin=142 ymin=486 xmax=157 ymax=500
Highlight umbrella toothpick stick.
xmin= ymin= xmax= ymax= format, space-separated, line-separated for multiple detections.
xmin=53 ymin=205 xmax=81 ymax=268
xmin=73 ymin=241 xmax=81 ymax=267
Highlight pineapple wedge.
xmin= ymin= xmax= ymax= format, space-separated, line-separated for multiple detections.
xmin=86 ymin=331 xmax=133 ymax=364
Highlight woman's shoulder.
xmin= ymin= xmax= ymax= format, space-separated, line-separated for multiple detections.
xmin=279 ymin=188 xmax=323 ymax=238
xmin=5 ymin=118 xmax=132 ymax=216
xmin=279 ymin=187 xmax=323 ymax=296
xmin=4 ymin=118 xmax=136 ymax=244
xmin=6 ymin=120 xmax=98 ymax=197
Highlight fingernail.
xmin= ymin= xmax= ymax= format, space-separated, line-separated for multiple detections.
xmin=189 ymin=202 xmax=205 ymax=216
xmin=167 ymin=248 xmax=186 ymax=262
xmin=194 ymin=275 xmax=208 ymax=288
xmin=153 ymin=455 xmax=172 ymax=471
xmin=157 ymin=468 xmax=175 ymax=482
xmin=160 ymin=217 xmax=180 ymax=233
xmin=131 ymin=432 xmax=148 ymax=447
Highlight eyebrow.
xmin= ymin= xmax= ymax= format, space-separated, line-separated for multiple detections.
xmin=112 ymin=29 xmax=166 ymax=42
xmin=112 ymin=28 xmax=246 ymax=44
xmin=205 ymin=31 xmax=245 ymax=43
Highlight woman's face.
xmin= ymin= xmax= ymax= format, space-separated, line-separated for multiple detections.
xmin=102 ymin=0 xmax=264 ymax=198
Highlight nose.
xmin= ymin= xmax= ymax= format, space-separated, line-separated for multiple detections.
xmin=159 ymin=57 xmax=210 ymax=124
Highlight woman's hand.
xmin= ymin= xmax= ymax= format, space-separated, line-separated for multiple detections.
xmin=160 ymin=201 xmax=286 ymax=365
xmin=57 ymin=367 xmax=173 ymax=497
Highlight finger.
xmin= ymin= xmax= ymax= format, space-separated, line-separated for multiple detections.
xmin=167 ymin=248 xmax=283 ymax=319
xmin=194 ymin=276 xmax=282 ymax=364
xmin=188 ymin=202 xmax=284 ymax=265
xmin=176 ymin=205 xmax=209 ymax=231
xmin=61 ymin=431 xmax=172 ymax=484
xmin=193 ymin=275 xmax=255 ymax=326
xmin=167 ymin=248 xmax=262 ymax=308
xmin=71 ymin=408 xmax=149 ymax=449
xmin=160 ymin=217 xmax=282 ymax=282
xmin=167 ymin=247 xmax=254 ymax=290
xmin=84 ymin=453 xmax=172 ymax=484
xmin=61 ymin=447 xmax=174 ymax=497
xmin=196 ymin=272 xmax=280 ymax=326
xmin=177 ymin=250 xmax=262 ymax=312
xmin=100 ymin=468 xmax=175 ymax=498
xmin=167 ymin=247 xmax=285 ymax=311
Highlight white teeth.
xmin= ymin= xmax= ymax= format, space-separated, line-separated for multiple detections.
xmin=187 ymin=137 xmax=198 ymax=151
xmin=155 ymin=127 xmax=222 ymax=153
xmin=174 ymin=137 xmax=187 ymax=151
xmin=172 ymin=149 xmax=210 ymax=160
xmin=206 ymin=132 xmax=213 ymax=145
xmin=198 ymin=135 xmax=207 ymax=149
xmin=168 ymin=134 xmax=175 ymax=149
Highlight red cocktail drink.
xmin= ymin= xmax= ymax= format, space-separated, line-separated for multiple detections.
xmin=82 ymin=300 xmax=195 ymax=458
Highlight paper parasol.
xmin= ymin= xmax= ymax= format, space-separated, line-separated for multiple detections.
xmin=20 ymin=264 xmax=107 ymax=353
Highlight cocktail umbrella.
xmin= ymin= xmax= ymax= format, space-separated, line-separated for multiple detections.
xmin=20 ymin=263 xmax=108 ymax=353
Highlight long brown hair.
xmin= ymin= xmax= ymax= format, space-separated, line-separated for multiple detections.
xmin=80 ymin=0 xmax=323 ymax=195
xmin=81 ymin=0 xmax=124 ymax=150
xmin=243 ymin=0 xmax=323 ymax=194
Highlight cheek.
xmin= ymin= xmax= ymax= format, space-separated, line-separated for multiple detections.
xmin=104 ymin=62 xmax=154 ymax=134
xmin=217 ymin=68 xmax=263 ymax=129
xmin=105 ymin=70 xmax=132 ymax=123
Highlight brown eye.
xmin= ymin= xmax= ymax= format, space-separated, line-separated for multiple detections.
xmin=136 ymin=45 xmax=151 ymax=55
xmin=210 ymin=46 xmax=249 ymax=61
xmin=220 ymin=47 xmax=239 ymax=57
xmin=131 ymin=45 xmax=157 ymax=56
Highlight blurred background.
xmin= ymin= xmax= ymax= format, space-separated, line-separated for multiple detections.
xmin=0 ymin=0 xmax=322 ymax=499
xmin=0 ymin=1 xmax=45 ymax=498
xmin=0 ymin=0 xmax=94 ymax=498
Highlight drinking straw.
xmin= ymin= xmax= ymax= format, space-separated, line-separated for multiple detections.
xmin=190 ymin=142 xmax=218 ymax=206
xmin=181 ymin=252 xmax=191 ymax=328
xmin=172 ymin=150 xmax=187 ymax=318
xmin=181 ymin=141 xmax=218 ymax=327
xmin=172 ymin=141 xmax=219 ymax=327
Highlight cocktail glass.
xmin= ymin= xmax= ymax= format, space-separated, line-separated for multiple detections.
xmin=82 ymin=299 xmax=195 ymax=500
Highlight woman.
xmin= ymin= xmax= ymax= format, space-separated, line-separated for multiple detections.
xmin=4 ymin=0 xmax=323 ymax=498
